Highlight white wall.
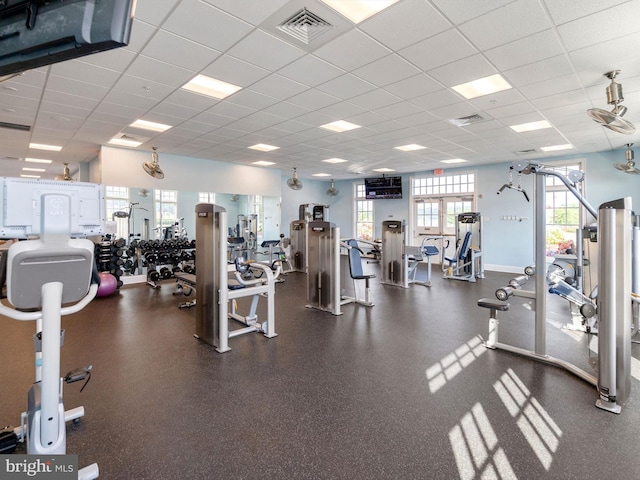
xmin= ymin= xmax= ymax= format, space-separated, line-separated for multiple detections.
xmin=99 ymin=146 xmax=281 ymax=197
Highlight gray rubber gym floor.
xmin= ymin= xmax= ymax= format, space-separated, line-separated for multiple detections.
xmin=2 ymin=263 xmax=639 ymax=479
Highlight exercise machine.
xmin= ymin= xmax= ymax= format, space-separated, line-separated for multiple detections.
xmin=306 ymin=220 xmax=342 ymax=315
xmin=341 ymin=239 xmax=375 ymax=307
xmin=237 ymin=214 xmax=257 ymax=252
xmin=380 ymin=220 xmax=435 ymax=288
xmin=443 ymin=212 xmax=484 ymax=282
xmin=0 ymin=177 xmax=103 ymax=478
xmin=289 ymin=204 xmax=329 ymax=273
xmin=193 ymin=203 xmax=279 ymax=353
xmin=480 ymin=162 xmax=633 ymax=413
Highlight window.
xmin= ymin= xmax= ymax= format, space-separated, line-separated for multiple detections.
xmin=411 ymin=172 xmax=476 ymax=238
xmin=250 ymin=195 xmax=263 ymax=238
xmin=354 ymin=183 xmax=373 ymax=241
xmin=544 ymin=162 xmax=584 ymax=256
xmin=199 ymin=192 xmax=215 ymax=203
xmin=154 ymin=190 xmax=178 ymax=229
xmin=105 ymin=186 xmax=129 ymax=239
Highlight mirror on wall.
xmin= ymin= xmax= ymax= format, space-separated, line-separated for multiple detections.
xmin=104 ymin=187 xmax=281 ymax=276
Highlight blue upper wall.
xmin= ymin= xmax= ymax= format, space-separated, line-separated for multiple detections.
xmin=281 ymin=151 xmax=639 ymax=271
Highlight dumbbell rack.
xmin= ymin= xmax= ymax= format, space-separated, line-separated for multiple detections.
xmin=137 ymin=238 xmax=196 ymax=288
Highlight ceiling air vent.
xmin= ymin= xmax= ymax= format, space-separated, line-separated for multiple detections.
xmin=277 ymin=8 xmax=333 ymax=45
xmin=0 ymin=121 xmax=31 ymax=131
xmin=515 ymin=149 xmax=537 ymax=155
xmin=448 ymin=114 xmax=485 ymax=127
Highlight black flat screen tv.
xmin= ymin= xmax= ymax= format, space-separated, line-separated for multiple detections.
xmin=364 ymin=176 xmax=402 ymax=199
xmin=0 ymin=0 xmax=135 ymax=76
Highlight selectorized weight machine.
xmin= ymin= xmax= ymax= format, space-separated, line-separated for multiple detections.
xmin=193 ymin=204 xmax=279 ymax=353
xmin=479 ymin=162 xmax=634 ymax=413
xmin=443 ymin=212 xmax=484 ymax=282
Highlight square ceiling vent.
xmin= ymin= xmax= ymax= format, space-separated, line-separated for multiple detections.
xmin=262 ymin=0 xmax=352 ymax=51
xmin=448 ymin=114 xmax=486 ymax=127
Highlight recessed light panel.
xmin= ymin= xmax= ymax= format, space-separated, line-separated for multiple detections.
xmin=25 ymin=158 xmax=52 ymax=164
xmin=181 ymin=74 xmax=242 ymax=99
xmin=320 ymin=0 xmax=399 ymax=23
xmin=29 ymin=143 xmax=62 ymax=151
xmin=440 ymin=159 xmax=467 ymax=164
xmin=312 ymin=173 xmax=331 ymax=177
xmin=130 ymin=119 xmax=173 ymax=132
xmin=108 ymin=137 xmax=143 ymax=148
xmin=252 ymin=160 xmax=276 ymax=166
xmin=451 ymin=74 xmax=511 ymax=99
xmin=319 ymin=120 xmax=361 ymax=132
xmin=509 ymin=120 xmax=552 ymax=133
xmin=373 ymin=168 xmax=395 ymax=172
xmin=323 ymin=158 xmax=348 ymax=164
xmin=395 ymin=144 xmax=426 ymax=152
xmin=249 ymin=144 xmax=280 ymax=152
xmin=22 ymin=167 xmax=45 ymax=172
xmin=20 ymin=174 xmax=40 ymax=178
xmin=540 ymin=144 xmax=574 ymax=152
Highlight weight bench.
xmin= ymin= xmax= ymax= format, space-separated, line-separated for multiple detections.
xmin=444 ymin=231 xmax=481 ymax=282
xmin=341 ymin=239 xmax=375 ymax=307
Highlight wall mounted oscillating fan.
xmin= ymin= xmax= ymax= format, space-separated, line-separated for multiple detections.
xmin=327 ymin=179 xmax=339 ymax=196
xmin=287 ymin=167 xmax=303 ymax=190
xmin=143 ymin=147 xmax=164 ymax=179
xmin=614 ymin=144 xmax=639 ymax=174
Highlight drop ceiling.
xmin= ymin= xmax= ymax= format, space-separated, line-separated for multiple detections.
xmin=1 ymin=0 xmax=640 ymax=180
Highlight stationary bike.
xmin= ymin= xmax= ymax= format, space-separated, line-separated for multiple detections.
xmin=0 ymin=192 xmax=100 ymax=479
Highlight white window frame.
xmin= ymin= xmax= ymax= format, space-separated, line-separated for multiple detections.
xmin=354 ymin=182 xmax=374 ymax=241
xmin=105 ymin=186 xmax=130 ymax=240
xmin=154 ymin=189 xmax=178 ymax=230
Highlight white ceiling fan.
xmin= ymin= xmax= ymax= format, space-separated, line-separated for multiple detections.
xmin=326 ymin=179 xmax=339 ymax=196
xmin=142 ymin=147 xmax=164 ymax=179
xmin=614 ymin=144 xmax=639 ymax=174
xmin=287 ymin=167 xmax=303 ymax=190
xmin=587 ymin=70 xmax=636 ymax=135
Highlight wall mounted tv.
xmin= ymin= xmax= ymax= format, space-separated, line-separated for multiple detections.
xmin=364 ymin=176 xmax=403 ymax=200
xmin=0 ymin=0 xmax=135 ymax=76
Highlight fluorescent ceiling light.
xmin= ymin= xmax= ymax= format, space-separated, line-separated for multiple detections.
xmin=249 ymin=143 xmax=279 ymax=152
xmin=20 ymin=174 xmax=40 ymax=178
xmin=395 ymin=144 xmax=426 ymax=152
xmin=25 ymin=158 xmax=52 ymax=164
xmin=320 ymin=0 xmax=399 ymax=23
xmin=323 ymin=158 xmax=348 ymax=164
xmin=540 ymin=144 xmax=574 ymax=152
xmin=440 ymin=159 xmax=467 ymax=164
xmin=509 ymin=120 xmax=552 ymax=133
xmin=319 ymin=120 xmax=361 ymax=133
xmin=452 ymin=74 xmax=511 ymax=99
xmin=252 ymin=160 xmax=276 ymax=166
xmin=181 ymin=74 xmax=242 ymax=99
xmin=312 ymin=173 xmax=331 ymax=177
xmin=108 ymin=137 xmax=143 ymax=148
xmin=22 ymin=167 xmax=45 ymax=172
xmin=29 ymin=142 xmax=62 ymax=151
xmin=373 ymin=168 xmax=395 ymax=172
xmin=130 ymin=119 xmax=172 ymax=132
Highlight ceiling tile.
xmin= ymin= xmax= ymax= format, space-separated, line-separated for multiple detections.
xmin=543 ymin=0 xmax=632 ymax=25
xmin=429 ymin=0 xmax=513 ymax=26
xmin=163 ymin=0 xmax=254 ymax=52
xmin=428 ymin=54 xmax=496 ymax=87
xmin=316 ymin=74 xmax=377 ymax=100
xmin=557 ymin=1 xmax=640 ymax=51
xmin=353 ymin=54 xmax=422 ymax=87
xmin=125 ymin=55 xmax=195 ymax=86
xmin=314 ymin=29 xmax=390 ymax=71
xmin=484 ymin=29 xmax=565 ymax=71
xmin=287 ymin=89 xmax=342 ymax=110
xmin=361 ymin=0 xmax=451 ymax=51
xmin=458 ymin=0 xmax=551 ymax=51
xmin=201 ymin=55 xmax=270 ymax=88
xmin=141 ymin=30 xmax=221 ymax=71
xmin=504 ymin=55 xmax=576 ymax=88
xmin=277 ymin=55 xmax=344 ymax=87
xmin=133 ymin=0 xmax=182 ymax=26
xmin=399 ymin=29 xmax=477 ymax=71
xmin=202 ymin=0 xmax=291 ymax=26
xmin=226 ymin=29 xmax=305 ymax=71
xmin=248 ymin=74 xmax=308 ymax=100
